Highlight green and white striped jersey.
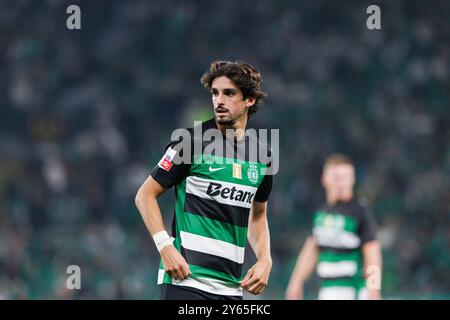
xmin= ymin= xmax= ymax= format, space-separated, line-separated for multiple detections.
xmin=311 ymin=199 xmax=377 ymax=291
xmin=151 ymin=119 xmax=273 ymax=296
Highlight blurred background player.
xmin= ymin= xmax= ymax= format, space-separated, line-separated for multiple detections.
xmin=285 ymin=154 xmax=382 ymax=300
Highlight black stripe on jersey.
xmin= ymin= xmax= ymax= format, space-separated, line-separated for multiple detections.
xmin=184 ymin=193 xmax=250 ymax=228
xmin=319 ymin=275 xmax=364 ymax=282
xmin=317 ymin=246 xmax=361 ymax=254
xmin=181 ymin=247 xmax=243 ymax=279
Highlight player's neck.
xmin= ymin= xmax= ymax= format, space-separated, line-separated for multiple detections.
xmin=216 ymin=116 xmax=248 ymax=141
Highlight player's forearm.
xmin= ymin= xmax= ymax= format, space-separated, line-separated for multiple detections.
xmin=248 ymin=207 xmax=272 ymax=264
xmin=289 ymin=237 xmax=318 ymax=284
xmin=135 ymin=182 xmax=167 ymax=237
xmin=362 ymin=240 xmax=383 ymax=298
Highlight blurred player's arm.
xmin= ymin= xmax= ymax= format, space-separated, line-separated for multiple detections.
xmin=241 ymin=200 xmax=272 ymax=295
xmin=359 ymin=204 xmax=382 ymax=300
xmin=362 ymin=240 xmax=382 ymax=300
xmin=285 ymin=236 xmax=318 ymax=300
xmin=135 ymin=175 xmax=191 ymax=280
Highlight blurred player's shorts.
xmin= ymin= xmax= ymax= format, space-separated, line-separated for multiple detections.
xmin=318 ymin=287 xmax=369 ymax=300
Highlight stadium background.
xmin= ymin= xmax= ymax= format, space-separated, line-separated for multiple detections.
xmin=0 ymin=0 xmax=448 ymax=299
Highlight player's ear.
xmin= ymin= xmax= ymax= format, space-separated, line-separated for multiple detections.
xmin=320 ymin=174 xmax=326 ymax=187
xmin=246 ymin=96 xmax=256 ymax=107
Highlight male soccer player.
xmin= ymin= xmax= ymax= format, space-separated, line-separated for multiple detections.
xmin=285 ymin=154 xmax=382 ymax=300
xmin=135 ymin=60 xmax=274 ymax=300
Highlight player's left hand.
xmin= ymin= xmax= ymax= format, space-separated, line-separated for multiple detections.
xmin=240 ymin=259 xmax=272 ymax=295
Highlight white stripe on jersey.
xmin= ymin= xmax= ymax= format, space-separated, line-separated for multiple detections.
xmin=172 ymin=276 xmax=243 ymax=296
xmin=313 ymin=226 xmax=361 ymax=249
xmin=158 ymin=269 xmax=243 ymax=296
xmin=180 ymin=231 xmax=245 ymax=263
xmin=317 ymin=260 xmax=358 ymax=278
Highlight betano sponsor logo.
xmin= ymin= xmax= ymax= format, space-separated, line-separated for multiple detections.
xmin=186 ymin=176 xmax=257 ymax=208
xmin=206 ymin=182 xmax=255 ymax=204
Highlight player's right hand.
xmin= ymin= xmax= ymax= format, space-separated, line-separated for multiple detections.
xmin=160 ymin=245 xmax=192 ymax=280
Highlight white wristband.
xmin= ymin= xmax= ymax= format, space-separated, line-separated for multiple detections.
xmin=153 ymin=231 xmax=174 ymax=252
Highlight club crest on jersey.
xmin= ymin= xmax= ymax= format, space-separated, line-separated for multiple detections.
xmin=247 ymin=163 xmax=259 ymax=184
xmin=158 ymin=147 xmax=177 ymax=172
xmin=232 ymin=163 xmax=242 ymax=179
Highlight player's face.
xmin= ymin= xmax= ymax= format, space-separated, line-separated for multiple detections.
xmin=211 ymin=76 xmax=255 ymax=126
xmin=322 ymin=164 xmax=355 ymax=201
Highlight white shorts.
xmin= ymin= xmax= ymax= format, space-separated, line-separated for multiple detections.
xmin=318 ymin=286 xmax=369 ymax=300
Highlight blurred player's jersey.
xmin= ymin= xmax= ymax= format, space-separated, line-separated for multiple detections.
xmin=151 ymin=119 xmax=273 ymax=296
xmin=311 ymin=198 xmax=377 ymax=300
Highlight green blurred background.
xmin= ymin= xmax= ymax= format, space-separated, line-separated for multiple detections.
xmin=0 ymin=0 xmax=448 ymax=299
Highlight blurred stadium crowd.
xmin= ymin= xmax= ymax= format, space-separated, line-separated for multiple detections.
xmin=0 ymin=0 xmax=448 ymax=299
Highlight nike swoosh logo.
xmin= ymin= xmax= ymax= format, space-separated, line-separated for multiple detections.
xmin=209 ymin=166 xmax=226 ymax=172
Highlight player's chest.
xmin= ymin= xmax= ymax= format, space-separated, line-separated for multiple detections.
xmin=189 ymin=154 xmax=266 ymax=188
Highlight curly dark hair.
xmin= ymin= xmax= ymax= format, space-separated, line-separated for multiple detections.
xmin=200 ymin=60 xmax=268 ymax=119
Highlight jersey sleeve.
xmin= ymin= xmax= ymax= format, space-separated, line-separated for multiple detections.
xmin=254 ymin=174 xmax=273 ymax=202
xmin=309 ymin=210 xmax=317 ymax=237
xmin=150 ymin=137 xmax=191 ymax=189
xmin=254 ymin=146 xmax=274 ymax=203
xmin=357 ymin=205 xmax=378 ymax=244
